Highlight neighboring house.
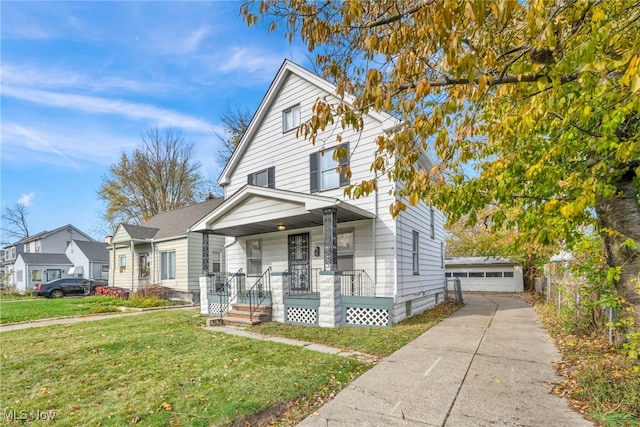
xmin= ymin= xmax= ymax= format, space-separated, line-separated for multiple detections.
xmin=108 ymin=196 xmax=225 ymax=301
xmin=65 ymin=240 xmax=110 ymax=280
xmin=445 ymin=257 xmax=524 ymax=293
xmin=13 ymin=253 xmax=73 ymax=293
xmin=192 ymin=60 xmax=447 ymax=327
xmin=2 ymin=224 xmax=95 ymax=292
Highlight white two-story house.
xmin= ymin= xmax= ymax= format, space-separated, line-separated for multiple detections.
xmin=193 ymin=60 xmax=446 ymax=327
xmin=2 ymin=224 xmax=95 ymax=293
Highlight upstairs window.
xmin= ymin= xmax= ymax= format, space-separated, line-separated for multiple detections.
xmin=310 ymin=143 xmax=349 ymax=193
xmin=283 ymin=105 xmax=300 ymax=133
xmin=248 ymin=166 xmax=275 ymax=188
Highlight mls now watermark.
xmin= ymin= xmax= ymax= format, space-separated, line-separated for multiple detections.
xmin=3 ymin=409 xmax=57 ymax=421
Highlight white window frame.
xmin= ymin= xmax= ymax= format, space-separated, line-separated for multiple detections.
xmin=430 ymin=207 xmax=435 ymax=239
xmin=321 ymin=146 xmax=341 ymax=191
xmin=246 ymin=239 xmax=262 ymax=276
xmin=283 ymin=105 xmax=301 ymax=133
xmin=412 ymin=231 xmax=420 ymax=275
xmin=211 ymin=251 xmax=221 ymax=274
xmin=250 ymin=169 xmax=268 ymax=187
xmin=161 ymin=251 xmax=176 ymax=280
xmin=119 ymin=255 xmax=126 ymax=273
xmin=31 ymin=269 xmax=42 ymax=282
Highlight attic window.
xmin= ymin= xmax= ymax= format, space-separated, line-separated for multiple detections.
xmin=248 ymin=167 xmax=275 ymax=188
xmin=283 ymin=105 xmax=300 ymax=133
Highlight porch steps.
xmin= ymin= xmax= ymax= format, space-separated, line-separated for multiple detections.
xmin=222 ymin=303 xmax=272 ymax=327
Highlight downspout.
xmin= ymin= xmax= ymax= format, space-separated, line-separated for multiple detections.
xmin=151 ymin=240 xmax=155 ymax=284
xmin=111 ymin=242 xmax=116 ymax=286
xmin=130 ymin=241 xmax=134 ymax=291
xmin=372 ymin=152 xmax=378 ymax=289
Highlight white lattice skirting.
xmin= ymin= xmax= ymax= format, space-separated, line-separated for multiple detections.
xmin=209 ymin=302 xmax=228 ymax=316
xmin=286 ymin=306 xmax=317 ymax=324
xmin=345 ymin=306 xmax=389 ymax=326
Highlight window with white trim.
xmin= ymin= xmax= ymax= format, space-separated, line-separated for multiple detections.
xmin=211 ymin=251 xmax=221 ymax=273
xmin=283 ymin=105 xmax=300 ymax=132
xmin=119 ymin=256 xmax=126 ymax=273
xmin=31 ymin=270 xmax=42 ymax=282
xmin=309 ymin=143 xmax=349 ymax=193
xmin=246 ymin=239 xmax=262 ymax=276
xmin=430 ymin=207 xmax=435 ymax=239
xmin=161 ymin=251 xmax=176 ymax=280
xmin=412 ymin=231 xmax=420 ymax=275
xmin=247 ymin=166 xmax=275 ymax=188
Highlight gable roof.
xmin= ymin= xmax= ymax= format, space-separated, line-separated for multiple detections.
xmin=73 ymin=240 xmax=109 ymax=262
xmin=120 ymin=224 xmax=159 ymax=241
xmin=141 ymin=197 xmax=224 ymax=240
xmin=18 ymin=253 xmax=72 ymax=265
xmin=9 ymin=224 xmax=94 ymax=246
xmin=218 ymin=60 xmax=399 ymax=187
xmin=190 ymin=185 xmax=375 ymax=237
xmin=114 ymin=197 xmax=225 ymax=243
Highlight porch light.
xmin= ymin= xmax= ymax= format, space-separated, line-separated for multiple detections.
xmin=277 ymin=224 xmax=286 ymax=231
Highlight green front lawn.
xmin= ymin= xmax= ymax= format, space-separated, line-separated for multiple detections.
xmin=0 ymin=296 xmax=183 ymax=324
xmin=0 ymin=310 xmax=366 ymax=426
xmin=250 ymin=300 xmax=461 ymax=357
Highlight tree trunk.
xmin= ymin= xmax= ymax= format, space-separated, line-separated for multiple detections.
xmin=595 ymin=174 xmax=640 ymax=331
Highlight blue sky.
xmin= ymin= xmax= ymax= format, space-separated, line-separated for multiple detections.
xmin=1 ymin=1 xmax=310 ymax=242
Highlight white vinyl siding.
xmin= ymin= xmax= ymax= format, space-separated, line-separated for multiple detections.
xmin=226 ymin=220 xmax=375 ymax=288
xmin=224 ymin=73 xmax=383 ymax=210
xmin=395 ymin=187 xmax=447 ymax=301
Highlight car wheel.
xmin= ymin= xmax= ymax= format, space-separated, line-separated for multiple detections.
xmin=50 ymin=289 xmax=64 ymax=298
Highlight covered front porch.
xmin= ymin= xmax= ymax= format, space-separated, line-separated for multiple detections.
xmin=193 ymin=185 xmax=394 ymax=327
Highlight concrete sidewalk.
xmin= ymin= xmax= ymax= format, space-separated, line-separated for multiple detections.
xmin=297 ymin=293 xmax=593 ymax=427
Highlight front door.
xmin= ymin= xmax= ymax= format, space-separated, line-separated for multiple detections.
xmin=288 ymin=233 xmax=309 ymax=291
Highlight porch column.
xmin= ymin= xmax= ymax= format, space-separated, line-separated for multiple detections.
xmin=318 ymin=271 xmax=342 ymax=327
xmin=270 ymin=272 xmax=286 ymax=323
xmin=323 ymin=207 xmax=338 ymax=271
xmin=199 ymin=275 xmax=211 ymax=315
xmin=202 ymin=232 xmax=209 ymax=275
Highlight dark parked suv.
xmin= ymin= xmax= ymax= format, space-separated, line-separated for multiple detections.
xmin=32 ymin=278 xmax=107 ymax=298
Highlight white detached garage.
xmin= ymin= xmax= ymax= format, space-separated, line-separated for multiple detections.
xmin=445 ymin=257 xmax=524 ymax=293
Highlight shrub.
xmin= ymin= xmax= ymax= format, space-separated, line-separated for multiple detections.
xmin=95 ymin=286 xmax=130 ymax=300
xmin=133 ymin=285 xmax=171 ymax=300
xmin=124 ymin=297 xmax=173 ymax=308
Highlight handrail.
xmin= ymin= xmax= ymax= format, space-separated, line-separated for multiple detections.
xmin=283 ymin=268 xmax=320 ymax=296
xmin=226 ymin=269 xmax=245 ymax=306
xmin=248 ymin=267 xmax=272 ymax=321
xmin=341 ymin=269 xmax=375 ymax=297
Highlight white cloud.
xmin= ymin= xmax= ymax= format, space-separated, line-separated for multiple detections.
xmin=178 ymin=26 xmax=212 ymax=54
xmin=18 ymin=192 xmax=35 ymax=207
xmin=0 ymin=65 xmax=176 ymax=95
xmin=2 ymin=85 xmax=215 ymax=134
xmin=216 ymin=47 xmax=284 ymax=75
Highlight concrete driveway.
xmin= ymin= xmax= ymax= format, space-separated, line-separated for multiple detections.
xmin=297 ymin=293 xmax=593 ymax=427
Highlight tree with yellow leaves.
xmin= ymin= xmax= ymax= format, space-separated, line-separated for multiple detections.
xmin=242 ymin=0 xmax=640 ymax=328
